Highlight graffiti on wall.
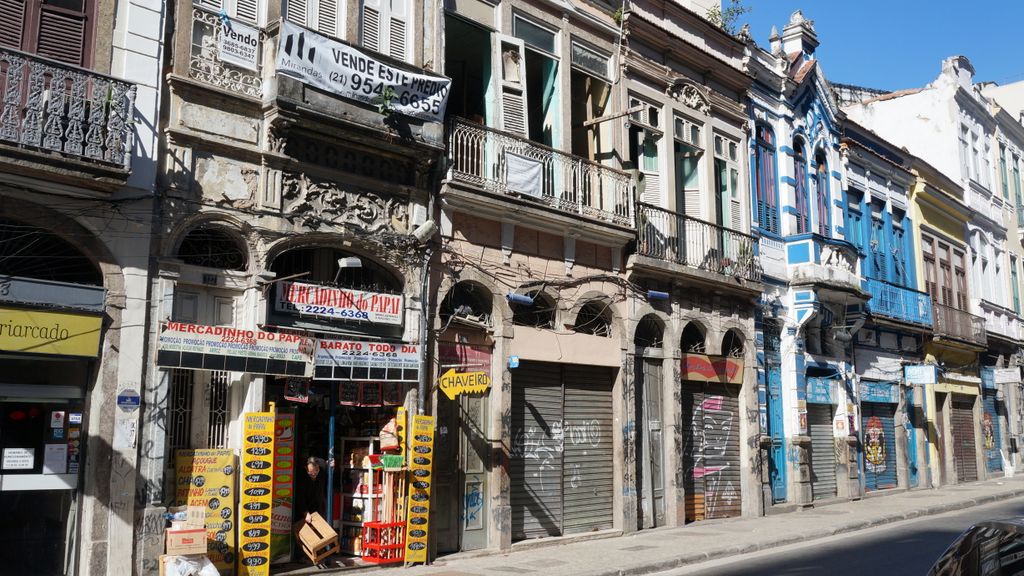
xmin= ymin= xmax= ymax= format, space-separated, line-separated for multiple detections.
xmin=864 ymin=416 xmax=886 ymax=473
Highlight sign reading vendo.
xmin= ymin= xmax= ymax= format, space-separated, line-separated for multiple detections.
xmin=276 ymin=281 xmax=403 ymax=326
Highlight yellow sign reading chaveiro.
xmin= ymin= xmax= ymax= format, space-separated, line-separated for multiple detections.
xmin=0 ymin=306 xmax=102 ymax=357
xmin=438 ymin=369 xmax=491 ymax=400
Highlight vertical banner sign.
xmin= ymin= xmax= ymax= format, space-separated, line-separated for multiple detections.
xmin=395 ymin=407 xmax=406 ymax=457
xmin=239 ymin=410 xmax=276 ymax=574
xmin=404 ymin=415 xmax=435 ymax=564
xmin=270 ymin=410 xmax=296 ymax=564
xmin=174 ymin=449 xmax=237 ymax=574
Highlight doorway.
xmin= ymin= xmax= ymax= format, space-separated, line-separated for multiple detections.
xmin=635 ymin=358 xmax=664 ymax=529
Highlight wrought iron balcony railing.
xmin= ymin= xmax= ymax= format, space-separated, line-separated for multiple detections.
xmin=0 ymin=47 xmax=136 ymax=168
xmin=189 ymin=7 xmax=264 ymax=98
xmin=636 ymin=202 xmax=761 ymax=283
xmin=864 ymin=278 xmax=933 ymax=327
xmin=933 ymin=302 xmax=986 ymax=346
xmin=446 ymin=117 xmax=634 ymax=227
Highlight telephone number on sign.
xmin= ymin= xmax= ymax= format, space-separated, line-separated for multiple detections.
xmin=301 ymin=305 xmax=370 ymax=320
xmin=327 ymin=72 xmax=443 ymax=115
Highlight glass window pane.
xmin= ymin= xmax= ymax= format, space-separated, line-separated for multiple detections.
xmin=514 ymin=17 xmax=556 ymax=53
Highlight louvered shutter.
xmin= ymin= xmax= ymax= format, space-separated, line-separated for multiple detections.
xmin=808 ymin=403 xmax=836 ymax=500
xmin=387 ymin=0 xmax=406 ymax=61
xmin=285 ymin=0 xmax=307 ymax=25
xmin=951 ymin=395 xmax=978 ymax=482
xmin=0 ymin=0 xmax=25 ymax=49
xmin=683 ymin=189 xmax=701 ymax=219
xmin=36 ymin=8 xmax=86 ymax=66
xmin=315 ymin=0 xmax=337 ymax=37
xmin=361 ymin=0 xmax=381 ymax=53
xmin=497 ymin=36 xmax=528 ymax=136
xmin=235 ymin=0 xmax=258 ymax=23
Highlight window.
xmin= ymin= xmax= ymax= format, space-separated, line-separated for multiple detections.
xmin=1015 ymin=156 xmax=1023 ymax=227
xmin=1012 ymin=255 xmax=1021 ymax=314
xmin=971 ymin=132 xmax=981 ymax=184
xmin=753 ymin=124 xmax=778 ymax=233
xmin=960 ymin=125 xmax=971 ymax=181
xmin=715 ymin=133 xmax=742 ymax=230
xmin=0 ymin=0 xmax=93 ymax=66
xmin=570 ymin=40 xmax=609 ymax=79
xmin=360 ymin=0 xmax=408 ymax=60
xmin=892 ymin=208 xmax=907 ymax=286
xmin=514 ymin=15 xmax=556 ymax=53
xmin=794 ymin=141 xmax=809 ymax=234
xmin=513 ymin=17 xmax=560 ymax=146
xmin=814 ymin=152 xmax=830 ymax=236
xmin=1001 ymin=144 xmax=1010 ymax=199
xmin=845 ymin=189 xmax=864 ymax=248
xmin=870 ymin=200 xmax=886 ymax=281
xmin=674 ymin=115 xmax=703 ymax=218
xmin=287 ymin=0 xmax=341 ymax=38
xmin=922 ymin=234 xmax=968 ymax=310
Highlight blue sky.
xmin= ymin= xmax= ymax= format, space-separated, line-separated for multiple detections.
xmin=739 ymin=1 xmax=1024 ymax=91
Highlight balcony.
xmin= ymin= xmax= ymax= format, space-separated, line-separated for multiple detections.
xmin=635 ymin=202 xmax=761 ymax=283
xmin=785 ymin=234 xmax=865 ymax=297
xmin=965 ymin=183 xmax=1005 ymax=227
xmin=933 ymin=302 xmax=986 ymax=347
xmin=863 ymin=278 xmax=933 ymax=328
xmin=189 ymin=7 xmax=264 ymax=99
xmin=0 ymin=46 xmax=136 ymax=181
xmin=978 ymin=299 xmax=1023 ymax=342
xmin=446 ymin=117 xmax=634 ymax=228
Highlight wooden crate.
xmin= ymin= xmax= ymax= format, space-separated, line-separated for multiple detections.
xmin=298 ymin=512 xmax=339 ymax=564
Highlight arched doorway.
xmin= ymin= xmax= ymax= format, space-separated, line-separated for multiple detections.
xmin=634 ymin=313 xmax=665 ymax=529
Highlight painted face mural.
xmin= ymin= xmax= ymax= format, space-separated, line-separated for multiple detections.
xmin=983 ymin=412 xmax=996 ymax=451
xmin=864 ymin=416 xmax=886 ymax=473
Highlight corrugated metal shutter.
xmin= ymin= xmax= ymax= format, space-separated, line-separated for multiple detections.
xmin=951 ymin=395 xmax=978 ymax=483
xmin=681 ymin=382 xmax=741 ymax=522
xmin=862 ymin=402 xmax=897 ymax=491
xmin=562 ymin=366 xmax=614 ymax=534
xmin=808 ymin=403 xmax=836 ymax=500
xmin=983 ymin=391 xmax=1003 ymax=474
xmin=511 ymin=361 xmax=563 ymax=539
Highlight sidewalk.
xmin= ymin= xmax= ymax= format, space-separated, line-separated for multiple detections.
xmin=285 ymin=475 xmax=1024 ymax=576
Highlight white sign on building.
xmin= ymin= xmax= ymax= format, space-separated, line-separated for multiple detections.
xmin=218 ymin=17 xmax=260 ymax=72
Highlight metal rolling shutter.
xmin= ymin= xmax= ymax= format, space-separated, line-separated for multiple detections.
xmin=681 ymin=382 xmax=705 ymax=522
xmin=511 ymin=361 xmax=563 ymax=539
xmin=701 ymin=382 xmax=742 ymax=520
xmin=808 ymin=403 xmax=836 ymax=500
xmin=983 ymin=391 xmax=1003 ymax=473
xmin=562 ymin=366 xmax=614 ymax=534
xmin=951 ymin=395 xmax=978 ymax=482
xmin=861 ymin=402 xmax=898 ymax=491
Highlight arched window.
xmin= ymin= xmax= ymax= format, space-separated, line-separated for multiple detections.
xmin=814 ymin=151 xmax=830 ymax=236
xmin=754 ymin=124 xmax=778 ymax=234
xmin=680 ymin=322 xmax=706 ymax=353
xmin=0 ymin=218 xmax=102 ymax=285
xmin=574 ymin=300 xmax=612 ymax=337
xmin=510 ymin=291 xmax=556 ymax=329
xmin=440 ymin=281 xmax=493 ymax=327
xmin=271 ymin=247 xmax=401 ymax=293
xmin=722 ymin=329 xmax=745 ymax=358
xmin=793 ymin=141 xmax=809 ymax=234
xmin=177 ymin=227 xmax=248 ymax=271
xmin=634 ymin=314 xmax=664 ymax=349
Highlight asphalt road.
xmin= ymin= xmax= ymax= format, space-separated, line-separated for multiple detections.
xmin=660 ymin=496 xmax=1024 ymax=576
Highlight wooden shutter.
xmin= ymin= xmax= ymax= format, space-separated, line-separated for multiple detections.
xmin=316 ymin=0 xmax=337 ymax=37
xmin=285 ymin=0 xmax=307 ymax=25
xmin=36 ymin=8 xmax=86 ymax=66
xmin=497 ymin=36 xmax=528 ymax=136
xmin=0 ymin=0 xmax=25 ymax=49
xmin=361 ymin=0 xmax=382 ymax=53
xmin=387 ymin=0 xmax=406 ymax=60
xmin=235 ymin=0 xmax=258 ymax=23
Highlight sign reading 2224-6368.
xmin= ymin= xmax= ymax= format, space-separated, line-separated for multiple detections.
xmin=276 ymin=20 xmax=450 ymax=122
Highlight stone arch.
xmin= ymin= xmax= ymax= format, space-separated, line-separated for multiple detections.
xmin=721 ymin=328 xmax=746 ymax=358
xmin=439 ymin=280 xmax=494 ymax=329
xmin=509 ymin=287 xmax=557 ymax=330
xmin=634 ymin=313 xmax=666 ymax=350
xmin=679 ymin=319 xmax=707 ymax=354
xmin=165 ymin=211 xmax=259 ymax=273
xmin=264 ymin=235 xmax=406 ymax=293
xmin=566 ymin=290 xmax=624 ymax=340
xmin=435 ymin=265 xmax=507 ymax=330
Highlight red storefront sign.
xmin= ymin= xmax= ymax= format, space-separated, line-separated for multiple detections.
xmin=680 ymin=354 xmax=744 ymax=384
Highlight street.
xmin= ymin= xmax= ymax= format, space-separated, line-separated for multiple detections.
xmin=661 ymin=495 xmax=1024 ymax=576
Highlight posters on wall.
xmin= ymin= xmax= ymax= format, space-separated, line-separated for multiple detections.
xmin=174 ymin=449 xmax=237 ymax=573
xmin=157 ymin=321 xmax=316 ymax=377
xmin=404 ymin=415 xmax=435 ymax=564
xmin=270 ymin=410 xmax=296 ymax=564
xmin=276 ymin=20 xmax=450 ymax=122
xmin=239 ymin=411 xmax=276 ymax=575
xmin=276 ymin=281 xmax=404 ymax=326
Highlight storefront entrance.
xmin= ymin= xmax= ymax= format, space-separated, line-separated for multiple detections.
xmin=681 ymin=381 xmax=741 ymax=522
xmin=951 ymin=394 xmax=978 ymax=482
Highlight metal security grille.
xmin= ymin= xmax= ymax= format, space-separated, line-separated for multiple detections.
xmin=681 ymin=382 xmax=741 ymax=522
xmin=206 ymin=371 xmax=230 ymax=449
xmin=808 ymin=403 xmax=836 ymax=500
xmin=510 ymin=361 xmax=614 ymax=540
xmin=951 ymin=395 xmax=978 ymax=482
xmin=983 ymin=390 xmax=1003 ymax=474
xmin=862 ymin=402 xmax=898 ymax=491
xmin=167 ymin=369 xmax=194 ymax=451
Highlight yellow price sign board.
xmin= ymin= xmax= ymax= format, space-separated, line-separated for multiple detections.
xmin=438 ymin=369 xmax=491 ymax=400
xmin=175 ymin=449 xmax=237 ymax=574
xmin=404 ymin=415 xmax=435 ymax=564
xmin=239 ymin=410 xmax=276 ymax=575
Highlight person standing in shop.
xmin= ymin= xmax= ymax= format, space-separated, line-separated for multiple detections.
xmin=295 ymin=456 xmax=328 ymax=526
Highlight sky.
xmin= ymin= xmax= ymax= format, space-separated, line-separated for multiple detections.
xmin=738 ymin=1 xmax=1024 ymax=92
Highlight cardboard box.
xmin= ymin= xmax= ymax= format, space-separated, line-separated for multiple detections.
xmin=166 ymin=528 xmax=207 ymax=555
xmin=186 ymin=505 xmax=206 ymax=528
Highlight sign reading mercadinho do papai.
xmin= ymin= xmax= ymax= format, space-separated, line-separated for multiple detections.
xmin=157 ymin=322 xmax=316 ymax=377
xmin=275 ymin=281 xmax=404 ymax=326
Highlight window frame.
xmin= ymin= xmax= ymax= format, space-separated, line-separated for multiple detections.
xmin=753 ymin=123 xmax=778 ymax=234
xmin=793 ymin=140 xmax=810 ymax=234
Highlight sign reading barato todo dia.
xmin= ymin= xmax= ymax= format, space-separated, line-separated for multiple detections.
xmin=276 ymin=20 xmax=451 ymax=122
xmin=157 ymin=322 xmax=316 ymax=377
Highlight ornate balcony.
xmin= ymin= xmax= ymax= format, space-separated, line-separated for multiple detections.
xmin=785 ymin=234 xmax=864 ymax=296
xmin=933 ymin=302 xmax=986 ymax=347
xmin=0 ymin=47 xmax=135 ymax=173
xmin=978 ymin=299 xmax=1022 ymax=342
xmin=446 ymin=117 xmax=634 ymax=228
xmin=635 ymin=202 xmax=761 ymax=283
xmin=863 ymin=278 xmax=933 ymax=328
xmin=189 ymin=7 xmax=264 ymax=98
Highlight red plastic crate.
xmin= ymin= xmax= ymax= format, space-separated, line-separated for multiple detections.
xmin=361 ymin=521 xmax=405 ymax=564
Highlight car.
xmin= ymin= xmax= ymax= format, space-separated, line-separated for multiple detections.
xmin=929 ymin=518 xmax=1024 ymax=575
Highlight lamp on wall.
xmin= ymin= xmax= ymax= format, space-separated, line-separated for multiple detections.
xmin=506 ymin=293 xmax=534 ymax=306
xmin=646 ymin=290 xmax=670 ymax=301
xmin=333 ymin=256 xmax=362 ymax=283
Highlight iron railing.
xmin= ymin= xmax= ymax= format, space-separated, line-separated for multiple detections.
xmin=0 ymin=47 xmax=135 ymax=168
xmin=933 ymin=302 xmax=986 ymax=346
xmin=864 ymin=278 xmax=933 ymax=327
xmin=446 ymin=117 xmax=634 ymax=227
xmin=636 ymin=202 xmax=761 ymax=282
xmin=190 ymin=7 xmax=264 ymax=98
